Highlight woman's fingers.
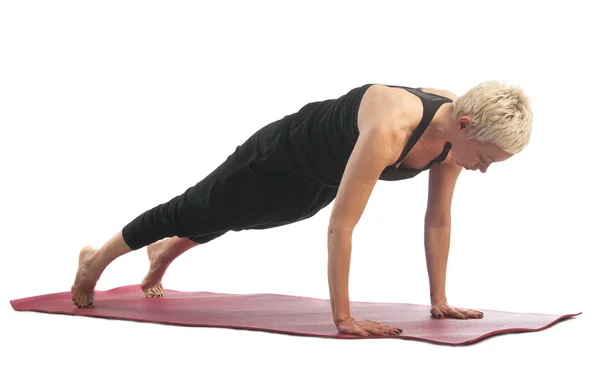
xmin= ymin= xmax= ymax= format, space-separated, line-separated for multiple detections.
xmin=338 ymin=325 xmax=371 ymax=336
xmin=336 ymin=317 xmax=403 ymax=337
xmin=432 ymin=304 xmax=466 ymax=319
xmin=363 ymin=322 xmax=402 ymax=336
xmin=431 ymin=304 xmax=484 ymax=320
xmin=367 ymin=328 xmax=387 ymax=336
xmin=431 ymin=305 xmax=444 ymax=319
xmin=458 ymin=308 xmax=484 ymax=319
xmin=446 ymin=306 xmax=469 ymax=319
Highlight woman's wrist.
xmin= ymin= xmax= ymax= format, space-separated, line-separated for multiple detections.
xmin=430 ymin=294 xmax=447 ymax=306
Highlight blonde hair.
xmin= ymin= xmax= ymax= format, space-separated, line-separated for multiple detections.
xmin=452 ymin=81 xmax=533 ymax=154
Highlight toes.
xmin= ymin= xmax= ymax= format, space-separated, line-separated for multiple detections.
xmin=79 ymin=295 xmax=88 ymax=308
xmin=144 ymin=286 xmax=163 ymax=298
xmin=73 ymin=292 xmax=94 ymax=308
xmin=75 ymin=293 xmax=84 ymax=308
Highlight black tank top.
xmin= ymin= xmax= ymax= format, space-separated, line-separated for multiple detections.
xmin=286 ymin=83 xmax=453 ymax=187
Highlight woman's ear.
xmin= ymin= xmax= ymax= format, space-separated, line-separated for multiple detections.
xmin=457 ymin=116 xmax=472 ymax=130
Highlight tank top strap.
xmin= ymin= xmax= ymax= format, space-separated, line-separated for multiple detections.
xmin=384 ymin=85 xmax=453 ymax=166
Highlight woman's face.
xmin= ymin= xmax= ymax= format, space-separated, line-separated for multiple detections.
xmin=450 ymin=120 xmax=513 ymax=173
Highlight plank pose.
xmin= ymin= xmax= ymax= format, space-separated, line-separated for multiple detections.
xmin=71 ymin=82 xmax=533 ymax=337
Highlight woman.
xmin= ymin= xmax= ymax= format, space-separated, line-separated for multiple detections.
xmin=71 ymin=81 xmax=533 ymax=337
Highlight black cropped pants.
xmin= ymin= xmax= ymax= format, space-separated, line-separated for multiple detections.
xmin=121 ymin=118 xmax=338 ymax=250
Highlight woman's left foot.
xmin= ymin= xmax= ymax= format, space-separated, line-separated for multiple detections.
xmin=71 ymin=246 xmax=100 ymax=308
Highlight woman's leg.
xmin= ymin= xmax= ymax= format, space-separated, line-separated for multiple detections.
xmin=70 ymin=118 xmax=329 ymax=307
xmin=71 ymin=230 xmax=134 ymax=307
xmin=141 ymin=237 xmax=198 ymax=298
xmin=70 ymin=169 xmax=334 ymax=307
xmin=70 ymin=136 xmax=280 ymax=307
xmin=135 ymin=144 xmax=339 ymax=302
xmin=141 ymin=232 xmax=224 ymax=297
xmin=70 ymin=175 xmax=232 ymax=308
xmin=70 ymin=210 xmax=228 ymax=307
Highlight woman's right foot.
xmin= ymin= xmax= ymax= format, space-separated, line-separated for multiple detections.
xmin=141 ymin=241 xmax=169 ymax=298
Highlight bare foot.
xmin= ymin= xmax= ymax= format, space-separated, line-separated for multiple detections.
xmin=71 ymin=246 xmax=99 ymax=308
xmin=141 ymin=241 xmax=169 ymax=298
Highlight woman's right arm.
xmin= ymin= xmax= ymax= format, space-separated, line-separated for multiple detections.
xmin=327 ymin=123 xmax=402 ymax=336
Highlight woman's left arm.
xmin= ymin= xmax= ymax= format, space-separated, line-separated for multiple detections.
xmin=424 ymin=160 xmax=460 ymax=306
xmin=425 ymin=160 xmax=483 ymax=319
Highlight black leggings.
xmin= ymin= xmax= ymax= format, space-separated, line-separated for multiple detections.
xmin=121 ymin=118 xmax=338 ymax=250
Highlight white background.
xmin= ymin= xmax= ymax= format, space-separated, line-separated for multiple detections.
xmin=1 ymin=0 xmax=597 ymax=369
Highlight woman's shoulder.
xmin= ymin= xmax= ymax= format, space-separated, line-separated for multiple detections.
xmin=357 ymin=84 xmax=424 ymax=135
xmin=418 ymin=87 xmax=457 ymax=101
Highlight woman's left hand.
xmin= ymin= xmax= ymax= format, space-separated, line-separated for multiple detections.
xmin=430 ymin=301 xmax=484 ymax=319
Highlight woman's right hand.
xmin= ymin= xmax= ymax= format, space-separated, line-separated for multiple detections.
xmin=335 ymin=316 xmax=403 ymax=337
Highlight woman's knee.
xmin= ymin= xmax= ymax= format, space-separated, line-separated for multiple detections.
xmin=188 ymin=231 xmax=228 ymax=244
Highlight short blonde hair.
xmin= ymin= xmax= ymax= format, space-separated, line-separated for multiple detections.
xmin=452 ymin=81 xmax=533 ymax=154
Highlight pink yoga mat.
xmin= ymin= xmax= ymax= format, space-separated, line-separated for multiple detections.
xmin=10 ymin=285 xmax=580 ymax=345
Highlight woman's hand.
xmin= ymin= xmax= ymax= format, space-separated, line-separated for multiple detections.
xmin=430 ymin=301 xmax=484 ymax=319
xmin=336 ymin=316 xmax=403 ymax=337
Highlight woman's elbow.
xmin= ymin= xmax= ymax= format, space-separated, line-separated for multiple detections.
xmin=424 ymin=212 xmax=451 ymax=228
xmin=327 ymin=219 xmax=354 ymax=238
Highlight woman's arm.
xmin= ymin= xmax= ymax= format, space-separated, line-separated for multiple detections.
xmin=421 ymin=85 xmax=460 ymax=303
xmin=424 ymin=160 xmax=462 ymax=306
xmin=327 ymin=123 xmax=401 ymax=334
xmin=425 ymin=158 xmax=484 ymax=319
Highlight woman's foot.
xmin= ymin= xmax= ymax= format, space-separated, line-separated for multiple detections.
xmin=141 ymin=241 xmax=168 ymax=298
xmin=70 ymin=231 xmax=135 ymax=307
xmin=71 ymin=246 xmax=100 ymax=308
xmin=140 ymin=237 xmax=199 ymax=298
